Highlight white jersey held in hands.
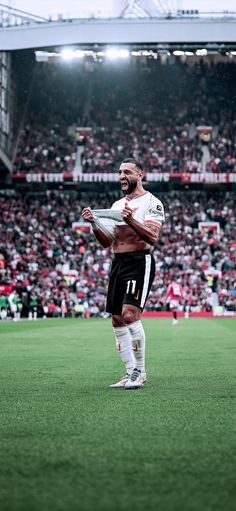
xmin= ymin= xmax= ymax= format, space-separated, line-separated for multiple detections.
xmin=91 ymin=191 xmax=165 ymax=238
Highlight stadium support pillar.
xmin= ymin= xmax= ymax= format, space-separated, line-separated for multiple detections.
xmin=0 ymin=52 xmax=14 ymax=162
xmin=0 ymin=147 xmax=12 ymax=173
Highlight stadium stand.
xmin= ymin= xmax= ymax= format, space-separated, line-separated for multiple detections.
xmin=0 ymin=48 xmax=236 ymax=320
xmin=12 ymin=60 xmax=236 ymax=177
xmin=0 ymin=190 xmax=235 ymax=319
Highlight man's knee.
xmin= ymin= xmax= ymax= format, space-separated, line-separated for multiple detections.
xmin=122 ymin=305 xmax=140 ymax=325
xmin=112 ymin=314 xmax=126 ymax=328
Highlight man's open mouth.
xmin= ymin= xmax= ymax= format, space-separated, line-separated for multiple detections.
xmin=121 ymin=180 xmax=129 ymax=188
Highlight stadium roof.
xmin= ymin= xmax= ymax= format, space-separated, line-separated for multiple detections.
xmin=5 ymin=1 xmax=236 ymax=20
xmin=0 ymin=2 xmax=236 ymax=50
xmin=1 ymin=17 xmax=236 ymax=51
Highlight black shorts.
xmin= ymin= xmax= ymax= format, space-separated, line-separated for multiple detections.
xmin=106 ymin=250 xmax=155 ymax=315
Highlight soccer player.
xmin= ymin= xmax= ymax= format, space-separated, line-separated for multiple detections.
xmin=82 ymin=158 xmax=165 ymax=389
xmin=164 ymin=279 xmax=184 ymax=325
xmin=8 ymin=290 xmax=21 ymax=321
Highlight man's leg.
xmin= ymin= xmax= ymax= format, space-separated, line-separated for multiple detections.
xmin=122 ymin=304 xmax=146 ymax=374
xmin=109 ymin=314 xmax=136 ymax=388
xmin=172 ymin=307 xmax=178 ymax=325
xmin=122 ymin=305 xmax=146 ymax=389
xmin=108 ymin=252 xmax=154 ymax=389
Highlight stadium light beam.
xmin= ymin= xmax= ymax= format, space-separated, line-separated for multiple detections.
xmin=119 ymin=49 xmax=130 ymax=58
xmin=75 ymin=50 xmax=85 ymax=59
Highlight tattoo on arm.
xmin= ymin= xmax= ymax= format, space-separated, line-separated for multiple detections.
xmin=145 ymin=223 xmax=161 ymax=239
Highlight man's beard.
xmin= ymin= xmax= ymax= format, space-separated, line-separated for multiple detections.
xmin=122 ymin=178 xmax=138 ymax=195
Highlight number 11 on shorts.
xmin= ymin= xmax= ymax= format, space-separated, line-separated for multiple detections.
xmin=126 ymin=280 xmax=136 ymax=294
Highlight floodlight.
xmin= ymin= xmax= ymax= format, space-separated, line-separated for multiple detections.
xmin=196 ymin=49 xmax=208 ymax=56
xmin=60 ymin=49 xmax=75 ymax=60
xmin=173 ymin=50 xmax=184 ymax=56
xmin=105 ymin=48 xmax=129 ymax=59
xmin=106 ymin=48 xmax=120 ymax=59
xmin=35 ymin=51 xmax=49 ymax=62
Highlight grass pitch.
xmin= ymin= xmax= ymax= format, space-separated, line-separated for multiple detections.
xmin=0 ymin=317 xmax=236 ymax=511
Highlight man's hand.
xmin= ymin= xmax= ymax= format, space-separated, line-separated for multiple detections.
xmin=122 ymin=202 xmax=134 ymax=224
xmin=81 ymin=208 xmax=94 ymax=223
xmin=81 ymin=207 xmax=113 ymax=248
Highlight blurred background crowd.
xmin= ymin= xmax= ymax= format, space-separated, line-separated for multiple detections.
xmin=0 ymin=55 xmax=235 ymax=319
xmin=13 ymin=59 xmax=236 ymax=176
xmin=0 ymin=190 xmax=235 ymax=319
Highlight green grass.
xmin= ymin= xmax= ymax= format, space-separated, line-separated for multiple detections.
xmin=0 ymin=318 xmax=236 ymax=511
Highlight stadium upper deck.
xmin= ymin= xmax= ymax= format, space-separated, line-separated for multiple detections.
xmin=9 ymin=58 xmax=235 ymax=188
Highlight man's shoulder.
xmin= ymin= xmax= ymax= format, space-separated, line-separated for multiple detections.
xmin=146 ymin=193 xmax=165 ymax=215
xmin=148 ymin=192 xmax=164 ymax=206
xmin=111 ymin=197 xmax=125 ymax=208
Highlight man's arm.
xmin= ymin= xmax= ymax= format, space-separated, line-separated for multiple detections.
xmin=81 ymin=208 xmax=113 ymax=248
xmin=122 ymin=202 xmax=161 ymax=245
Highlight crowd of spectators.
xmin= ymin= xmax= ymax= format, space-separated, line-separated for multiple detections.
xmin=14 ymin=123 xmax=78 ymax=175
xmin=2 ymin=56 xmax=235 ymax=319
xmin=0 ymin=190 xmax=235 ymax=320
xmin=13 ymin=59 xmax=236 ymax=176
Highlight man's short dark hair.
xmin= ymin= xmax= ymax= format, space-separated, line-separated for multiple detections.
xmin=121 ymin=158 xmax=143 ymax=172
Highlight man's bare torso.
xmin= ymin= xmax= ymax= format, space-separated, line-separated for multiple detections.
xmin=113 ymin=225 xmax=150 ymax=253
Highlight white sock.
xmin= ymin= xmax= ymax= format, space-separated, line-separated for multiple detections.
xmin=113 ymin=326 xmax=135 ymax=375
xmin=128 ymin=320 xmax=146 ymax=373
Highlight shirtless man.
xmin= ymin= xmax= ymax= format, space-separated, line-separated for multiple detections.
xmin=82 ymin=158 xmax=165 ymax=389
